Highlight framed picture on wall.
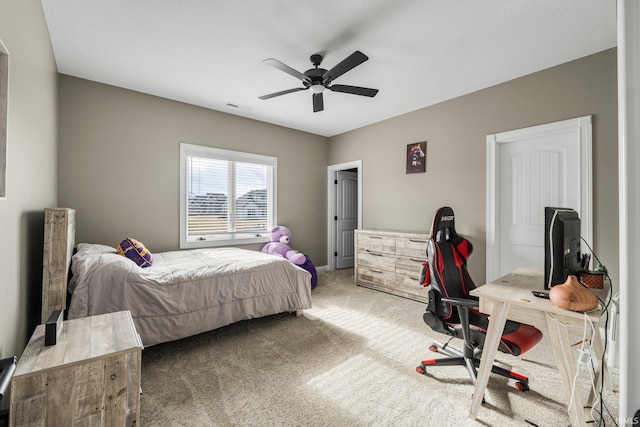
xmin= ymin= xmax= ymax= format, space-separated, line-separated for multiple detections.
xmin=406 ymin=141 xmax=427 ymax=174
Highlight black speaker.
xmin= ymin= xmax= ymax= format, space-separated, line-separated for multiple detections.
xmin=45 ymin=309 xmax=64 ymax=346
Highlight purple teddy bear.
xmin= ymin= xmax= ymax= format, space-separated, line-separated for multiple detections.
xmin=261 ymin=225 xmax=306 ymax=265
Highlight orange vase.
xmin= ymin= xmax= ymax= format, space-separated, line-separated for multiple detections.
xmin=549 ymin=275 xmax=598 ymax=312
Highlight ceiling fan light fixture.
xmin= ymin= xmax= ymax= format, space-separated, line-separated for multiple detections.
xmin=310 ymin=84 xmax=325 ymax=94
xmin=260 ymin=51 xmax=377 ymax=112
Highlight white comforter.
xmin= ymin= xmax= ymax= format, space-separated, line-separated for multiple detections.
xmin=68 ymin=243 xmax=313 ymax=346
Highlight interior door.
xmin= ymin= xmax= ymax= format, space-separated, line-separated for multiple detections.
xmin=336 ymin=171 xmax=358 ymax=269
xmin=499 ymin=137 xmax=580 ymax=274
xmin=487 ymin=116 xmax=592 ymax=281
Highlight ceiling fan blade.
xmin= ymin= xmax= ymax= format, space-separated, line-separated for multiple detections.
xmin=313 ymin=92 xmax=324 ymax=112
xmin=329 ymin=84 xmax=379 ymax=97
xmin=259 ymin=87 xmax=308 ymax=100
xmin=263 ymin=58 xmax=311 ymax=84
xmin=322 ymin=51 xmax=368 ymax=85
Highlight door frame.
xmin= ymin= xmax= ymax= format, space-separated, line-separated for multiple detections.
xmin=486 ymin=116 xmax=593 ymax=281
xmin=327 ymin=160 xmax=363 ymax=271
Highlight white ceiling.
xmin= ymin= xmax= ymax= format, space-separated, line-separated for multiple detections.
xmin=40 ymin=0 xmax=616 ymax=137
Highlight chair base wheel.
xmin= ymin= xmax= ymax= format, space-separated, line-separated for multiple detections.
xmin=416 ymin=364 xmax=426 ymax=375
xmin=429 ymin=345 xmax=438 ymax=353
xmin=515 ymin=381 xmax=529 ymax=391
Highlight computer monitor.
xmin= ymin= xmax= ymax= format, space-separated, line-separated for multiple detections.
xmin=544 ymin=207 xmax=582 ymax=289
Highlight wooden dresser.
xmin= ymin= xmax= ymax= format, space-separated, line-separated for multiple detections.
xmin=10 ymin=311 xmax=142 ymax=427
xmin=354 ymin=229 xmax=429 ymax=302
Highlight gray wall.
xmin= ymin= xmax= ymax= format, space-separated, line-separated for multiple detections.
xmin=328 ymin=49 xmax=618 ymax=286
xmin=58 ymin=76 xmax=328 ymax=265
xmin=0 ymin=2 xmax=58 ymax=358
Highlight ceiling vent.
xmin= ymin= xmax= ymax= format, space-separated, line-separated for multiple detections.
xmin=225 ymin=102 xmax=251 ymax=111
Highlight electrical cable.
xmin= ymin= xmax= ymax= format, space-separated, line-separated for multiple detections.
xmin=579 ymin=236 xmax=616 ymax=426
xmin=546 ymin=208 xmax=580 ymax=289
xmin=546 ymin=312 xmax=582 ymax=420
xmin=581 ymin=314 xmax=603 ymax=424
xmin=567 ymin=313 xmax=592 ymax=420
xmin=547 ymin=282 xmax=615 ymax=424
xmin=547 ymin=210 xmax=561 ymax=289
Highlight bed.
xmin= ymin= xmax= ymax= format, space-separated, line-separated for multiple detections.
xmin=41 ymin=208 xmax=313 ymax=347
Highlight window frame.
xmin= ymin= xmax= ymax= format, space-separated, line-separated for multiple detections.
xmin=179 ymin=143 xmax=277 ymax=249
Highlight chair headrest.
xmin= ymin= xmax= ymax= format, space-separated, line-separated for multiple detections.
xmin=430 ymin=206 xmax=456 ymax=243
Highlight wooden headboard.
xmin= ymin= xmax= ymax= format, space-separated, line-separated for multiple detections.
xmin=41 ymin=208 xmax=76 ymax=323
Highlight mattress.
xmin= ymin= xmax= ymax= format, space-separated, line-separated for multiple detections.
xmin=68 ymin=243 xmax=313 ymax=346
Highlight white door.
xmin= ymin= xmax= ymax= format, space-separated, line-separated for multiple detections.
xmin=487 ymin=116 xmax=592 ymax=281
xmin=336 ymin=171 xmax=358 ymax=269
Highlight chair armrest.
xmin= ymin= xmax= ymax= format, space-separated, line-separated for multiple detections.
xmin=440 ymin=297 xmax=479 ymax=351
xmin=441 ymin=296 xmax=479 ymax=309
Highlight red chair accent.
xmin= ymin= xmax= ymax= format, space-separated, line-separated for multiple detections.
xmin=415 ymin=206 xmax=543 ymax=392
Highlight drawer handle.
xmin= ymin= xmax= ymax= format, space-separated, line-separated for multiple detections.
xmin=368 ymin=236 xmax=383 ymax=239
xmin=366 ymin=250 xmax=383 ymax=256
xmin=410 ymin=258 xmax=424 ymax=263
xmin=409 ymin=239 xmax=427 ymax=243
xmin=369 ymin=268 xmax=383 ymax=274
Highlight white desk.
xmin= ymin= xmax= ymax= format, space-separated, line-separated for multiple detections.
xmin=469 ymin=268 xmax=610 ymax=427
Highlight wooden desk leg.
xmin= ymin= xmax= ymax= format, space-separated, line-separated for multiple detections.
xmin=469 ymin=301 xmax=509 ymax=420
xmin=546 ymin=315 xmax=587 ymax=427
xmin=587 ymin=326 xmax=611 ymax=406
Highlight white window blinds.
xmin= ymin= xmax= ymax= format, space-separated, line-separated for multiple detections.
xmin=180 ymin=143 xmax=276 ymax=248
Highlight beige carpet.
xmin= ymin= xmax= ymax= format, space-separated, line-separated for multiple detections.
xmin=140 ymin=269 xmax=618 ymax=426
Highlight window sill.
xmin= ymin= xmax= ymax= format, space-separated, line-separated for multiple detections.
xmin=180 ymin=235 xmax=270 ymax=249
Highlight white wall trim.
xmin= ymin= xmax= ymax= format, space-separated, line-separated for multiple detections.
xmin=315 ymin=265 xmax=330 ymax=273
xmin=617 ymin=0 xmax=640 ymax=419
xmin=485 ymin=135 xmax=499 ymax=281
xmin=0 ymin=38 xmax=9 ymax=200
xmin=327 ymin=160 xmax=363 ymax=271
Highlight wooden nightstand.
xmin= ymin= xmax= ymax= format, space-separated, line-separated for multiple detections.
xmin=10 ymin=311 xmax=143 ymax=427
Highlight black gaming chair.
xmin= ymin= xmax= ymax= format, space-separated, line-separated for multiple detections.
xmin=416 ymin=206 xmax=543 ymax=391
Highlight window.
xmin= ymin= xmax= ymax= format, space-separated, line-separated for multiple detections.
xmin=180 ymin=143 xmax=276 ymax=248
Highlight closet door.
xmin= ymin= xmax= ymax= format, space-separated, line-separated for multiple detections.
xmin=486 ymin=116 xmax=592 ymax=281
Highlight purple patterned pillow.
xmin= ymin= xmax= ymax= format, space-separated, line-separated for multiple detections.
xmin=117 ymin=238 xmax=154 ymax=268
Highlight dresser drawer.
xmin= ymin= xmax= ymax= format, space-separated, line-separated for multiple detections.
xmin=396 ymin=256 xmax=425 ymax=280
xmin=395 ymin=252 xmax=427 ymax=299
xmin=357 ymin=266 xmax=396 ymax=288
xmin=356 ymin=232 xmax=396 ymax=254
xmin=357 ymin=250 xmax=395 ymax=271
xmin=396 ymin=276 xmax=428 ymax=300
xmin=396 ymin=256 xmax=427 ymax=298
xmin=395 ymin=235 xmax=428 ymax=258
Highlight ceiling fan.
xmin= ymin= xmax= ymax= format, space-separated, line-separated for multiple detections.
xmin=258 ymin=51 xmax=379 ymax=112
